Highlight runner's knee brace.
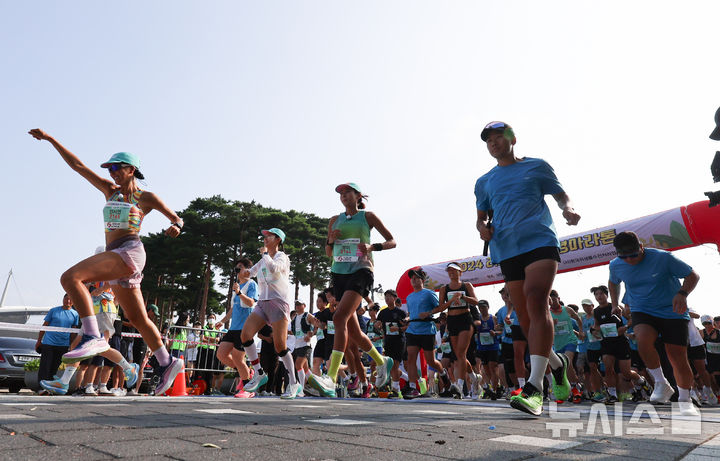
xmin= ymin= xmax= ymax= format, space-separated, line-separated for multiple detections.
xmin=278 ymin=348 xmax=290 ymax=357
xmin=241 ymin=339 xmax=254 ymax=348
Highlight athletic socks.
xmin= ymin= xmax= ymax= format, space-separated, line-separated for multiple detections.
xmin=457 ymin=379 xmax=464 ymax=390
xmin=400 ymin=370 xmax=409 ymax=381
xmin=280 ymin=352 xmax=296 ymax=385
xmin=392 ymin=380 xmax=400 ymax=391
xmin=328 ymin=350 xmax=344 ymax=382
xmin=517 ymin=377 xmax=526 ymax=388
xmin=528 ymin=355 xmax=550 ymax=391
xmin=60 ymin=366 xmax=77 ymax=385
xmin=678 ymin=387 xmax=690 ymax=402
xmin=608 ymin=387 xmax=617 ymax=397
xmin=648 ymin=367 xmax=666 ymax=385
xmin=548 ymin=350 xmax=563 ymax=370
xmin=243 ymin=342 xmax=264 ymax=374
xmin=297 ymin=369 xmax=306 ymax=387
xmin=153 ymin=347 xmax=171 ymax=367
xmin=364 ymin=345 xmax=385 ymax=366
xmin=81 ymin=315 xmax=101 ymax=338
xmin=117 ymin=358 xmax=133 ymax=372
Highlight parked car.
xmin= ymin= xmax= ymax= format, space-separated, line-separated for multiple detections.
xmin=0 ymin=336 xmax=41 ymax=393
xmin=0 ymin=306 xmax=53 ymax=340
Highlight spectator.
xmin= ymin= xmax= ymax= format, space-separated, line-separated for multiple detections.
xmin=36 ymin=294 xmax=79 ymax=386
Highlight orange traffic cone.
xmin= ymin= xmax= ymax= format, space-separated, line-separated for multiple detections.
xmin=164 ymin=355 xmax=188 ymax=396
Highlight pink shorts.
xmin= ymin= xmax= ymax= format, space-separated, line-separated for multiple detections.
xmin=107 ymin=235 xmax=146 ymax=289
xmin=252 ymin=299 xmax=291 ymax=324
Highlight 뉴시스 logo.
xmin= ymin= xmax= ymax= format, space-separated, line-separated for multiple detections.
xmin=546 ymin=402 xmax=701 ymax=437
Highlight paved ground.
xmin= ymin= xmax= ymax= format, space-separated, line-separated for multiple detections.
xmin=1 ymin=392 xmax=720 ymax=460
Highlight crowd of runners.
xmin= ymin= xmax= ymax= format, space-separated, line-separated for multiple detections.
xmin=27 ymin=122 xmax=715 ymax=417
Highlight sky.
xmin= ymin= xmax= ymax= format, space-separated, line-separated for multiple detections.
xmin=2 ymin=1 xmax=720 ymax=322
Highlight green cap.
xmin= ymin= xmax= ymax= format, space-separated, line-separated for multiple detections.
xmin=147 ymin=304 xmax=159 ymax=316
xmin=262 ymin=228 xmax=286 ymax=242
xmin=335 ymin=182 xmax=363 ymax=194
xmin=101 ymin=152 xmax=144 ymax=179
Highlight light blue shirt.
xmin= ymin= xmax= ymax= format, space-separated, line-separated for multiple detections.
xmin=230 ymin=280 xmax=259 ymax=331
xmin=474 ymin=157 xmax=564 ymax=263
xmin=42 ymin=306 xmax=80 ymax=346
xmin=609 ymin=248 xmax=692 ymax=320
xmin=495 ymin=305 xmax=515 ymax=344
xmin=406 ymin=289 xmax=438 ymax=336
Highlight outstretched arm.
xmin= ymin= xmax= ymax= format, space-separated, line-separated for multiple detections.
xmin=29 ymin=129 xmax=116 ymax=197
xmin=141 ymin=192 xmax=183 ymax=238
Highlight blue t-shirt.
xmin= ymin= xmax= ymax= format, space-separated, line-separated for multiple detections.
xmin=230 ymin=280 xmax=259 ymax=331
xmin=476 ymin=315 xmax=500 ymax=351
xmin=495 ymin=305 xmax=515 ymax=344
xmin=42 ymin=306 xmax=80 ymax=346
xmin=609 ymin=248 xmax=693 ymax=320
xmin=474 ymin=157 xmax=565 ymax=263
xmin=406 ymin=289 xmax=438 ymax=336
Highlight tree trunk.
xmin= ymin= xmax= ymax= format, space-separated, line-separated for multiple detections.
xmin=309 ymin=283 xmax=315 ymax=313
xmin=199 ymin=256 xmax=212 ymax=323
xmin=294 ymin=281 xmax=300 ymax=303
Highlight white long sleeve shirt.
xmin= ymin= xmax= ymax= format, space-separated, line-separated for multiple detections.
xmin=249 ymin=251 xmax=291 ymax=303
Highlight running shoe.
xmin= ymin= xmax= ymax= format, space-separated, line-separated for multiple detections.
xmin=638 ymin=377 xmax=653 ymax=397
xmin=127 ymin=388 xmax=139 ymax=396
xmin=690 ymin=389 xmax=702 ymax=408
xmin=619 ymin=392 xmax=633 ymax=402
xmin=510 ymin=382 xmax=544 ymax=416
xmin=83 ymin=385 xmax=98 ymax=396
xmin=307 ymin=374 xmax=337 ymax=398
xmin=347 ymin=375 xmax=360 ymax=391
xmin=361 ymin=383 xmax=374 ymax=398
xmin=244 ymin=371 xmax=269 ymax=393
xmin=40 ymin=378 xmax=68 ymax=395
xmin=450 ymin=383 xmax=463 ymax=399
xmin=98 ymin=384 xmax=113 ymax=395
xmin=234 ymin=389 xmax=256 ymax=399
xmin=439 ymin=372 xmax=451 ymax=390
xmin=124 ymin=363 xmax=140 ymax=389
xmin=374 ymin=356 xmax=394 ymax=388
xmin=111 ymin=388 xmax=127 ymax=397
xmin=61 ymin=335 xmax=110 ymax=363
xmin=649 ymin=380 xmax=674 ymax=404
xmin=153 ymin=357 xmax=184 ymax=396
xmin=281 ymin=382 xmax=302 ymax=399
xmin=604 ymin=393 xmax=618 ymax=405
xmin=678 ymin=401 xmax=700 ymax=416
xmin=402 ymin=387 xmax=420 ymax=400
xmin=571 ymin=386 xmax=583 ymax=404
xmin=707 ymin=391 xmax=718 ymax=406
xmin=550 ymin=353 xmax=571 ymax=401
xmin=511 ymin=387 xmax=523 ymax=397
xmin=418 ymin=377 xmax=428 ymax=395
xmin=303 ymin=383 xmax=320 ymax=397
xmin=388 ymin=389 xmax=403 ymax=399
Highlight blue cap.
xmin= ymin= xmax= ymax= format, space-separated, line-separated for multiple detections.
xmin=335 ymin=182 xmax=363 ymax=194
xmin=262 ymin=228 xmax=286 ymax=242
xmin=101 ymin=152 xmax=144 ymax=179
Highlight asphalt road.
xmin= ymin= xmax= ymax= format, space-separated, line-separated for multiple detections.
xmin=1 ymin=392 xmax=720 ymax=460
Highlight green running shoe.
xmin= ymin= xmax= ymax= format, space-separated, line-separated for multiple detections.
xmin=307 ymin=373 xmax=337 ymax=398
xmin=510 ymin=382 xmax=544 ymax=416
xmin=551 ymin=353 xmax=571 ymax=401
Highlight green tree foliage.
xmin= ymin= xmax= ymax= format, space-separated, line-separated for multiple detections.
xmin=141 ymin=197 xmax=330 ymax=323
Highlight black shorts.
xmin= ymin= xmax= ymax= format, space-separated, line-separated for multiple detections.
xmin=292 ymin=345 xmax=312 ymax=360
xmin=405 ymin=333 xmax=435 ymax=350
xmin=477 ymin=349 xmax=499 ymax=364
xmin=601 ymin=339 xmax=631 ymax=361
xmin=314 ymin=339 xmax=327 ymax=360
xmin=687 ymin=345 xmax=706 ymax=362
xmin=384 ymin=337 xmax=405 ymax=363
xmin=510 ymin=325 xmax=527 ymax=342
xmin=499 ymin=246 xmax=561 ymax=282
xmin=220 ymin=329 xmax=244 ymax=350
xmin=447 ymin=312 xmax=473 ymax=336
xmin=500 ymin=343 xmax=515 ymax=373
xmin=109 ymin=335 xmax=122 ymax=352
xmin=332 ymin=269 xmax=373 ymax=299
xmin=707 ymin=353 xmax=720 ymax=373
xmin=587 ymin=348 xmax=602 ymax=365
xmin=631 ymin=312 xmax=689 ymax=346
xmin=629 ymin=349 xmax=646 ymax=371
xmin=322 ymin=335 xmax=335 ymax=361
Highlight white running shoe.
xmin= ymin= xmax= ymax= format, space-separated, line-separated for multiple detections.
xmin=374 ymin=356 xmax=394 ymax=388
xmin=84 ymin=385 xmax=98 ymax=396
xmin=708 ymin=391 xmax=719 ymax=406
xmin=98 ymin=384 xmax=113 ymax=395
xmin=111 ymin=388 xmax=127 ymax=397
xmin=244 ymin=371 xmax=269 ymax=393
xmin=281 ymin=382 xmax=302 ymax=400
xmin=649 ymin=380 xmax=674 ymax=404
xmin=678 ymin=401 xmax=700 ymax=416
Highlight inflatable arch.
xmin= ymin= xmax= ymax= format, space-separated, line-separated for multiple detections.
xmin=396 ymin=200 xmax=720 ymax=302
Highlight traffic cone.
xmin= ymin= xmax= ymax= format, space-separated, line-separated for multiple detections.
xmin=164 ymin=355 xmax=188 ymax=396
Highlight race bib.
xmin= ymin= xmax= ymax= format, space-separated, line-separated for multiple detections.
xmin=706 ymin=342 xmax=720 ymax=355
xmin=327 ymin=320 xmax=335 ymax=335
xmin=103 ymin=201 xmax=132 ymax=230
xmin=447 ymin=291 xmax=467 ymax=307
xmin=600 ymin=323 xmax=619 ymax=338
xmin=440 ymin=342 xmax=452 ymax=353
xmin=333 ymin=238 xmax=361 ymax=263
xmin=504 ymin=323 xmax=512 ymax=334
xmin=316 ymin=329 xmax=324 ymax=340
xmin=555 ymin=321 xmax=570 ymax=336
xmin=386 ymin=322 xmax=399 ymax=336
xmin=588 ymin=330 xmax=600 ymax=342
xmin=479 ymin=332 xmax=494 ymax=345
xmin=294 ymin=330 xmax=305 ymax=339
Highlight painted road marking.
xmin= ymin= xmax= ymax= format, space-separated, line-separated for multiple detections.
xmin=309 ymin=418 xmax=372 ymax=425
xmin=196 ymin=408 xmax=253 ymax=414
xmin=1 ymin=403 xmax=55 ymax=406
xmin=412 ymin=409 xmax=459 ymax=415
xmin=0 ymin=414 xmax=35 ymax=419
xmin=490 ymin=434 xmax=582 ymax=450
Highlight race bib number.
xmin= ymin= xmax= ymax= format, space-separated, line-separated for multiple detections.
xmin=316 ymin=329 xmax=324 ymax=340
xmin=327 ymin=321 xmax=335 ymax=335
xmin=504 ymin=323 xmax=512 ymax=334
xmin=600 ymin=323 xmax=619 ymax=338
xmin=706 ymin=342 xmax=720 ymax=355
xmin=588 ymin=330 xmax=600 ymax=342
xmin=333 ymin=238 xmax=361 ymax=263
xmin=479 ymin=332 xmax=494 ymax=345
xmin=555 ymin=321 xmax=570 ymax=336
xmin=294 ymin=330 xmax=305 ymax=339
xmin=440 ymin=342 xmax=451 ymax=353
xmin=447 ymin=291 xmax=467 ymax=307
xmin=103 ymin=201 xmax=132 ymax=230
xmin=386 ymin=322 xmax=399 ymax=336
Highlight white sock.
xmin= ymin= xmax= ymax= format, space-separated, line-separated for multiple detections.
xmin=548 ymin=350 xmax=563 ymax=370
xmin=545 ymin=373 xmax=553 ymax=387
xmin=60 ymin=367 xmax=77 ymax=385
xmin=608 ymin=387 xmax=617 ymax=397
xmin=81 ymin=315 xmax=101 ymax=338
xmin=153 ymin=347 xmax=171 ymax=367
xmin=280 ymin=353 xmax=296 ymax=385
xmin=457 ymin=379 xmax=464 ymax=390
xmin=528 ymin=355 xmax=549 ymax=391
xmin=648 ymin=367 xmax=666 ymax=384
xmin=117 ymin=358 xmax=132 ymax=372
xmin=243 ymin=342 xmax=263 ymax=374
xmin=678 ymin=387 xmax=690 ymax=402
xmin=703 ymin=385 xmax=712 ymax=397
xmin=298 ymin=369 xmax=306 ymax=387
xmin=392 ymin=381 xmax=400 ymax=391
xmin=518 ymin=377 xmax=526 ymax=388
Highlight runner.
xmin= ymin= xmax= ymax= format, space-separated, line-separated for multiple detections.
xmin=308 ymin=183 xmax=396 ymax=397
xmin=578 ymin=299 xmax=605 ymax=402
xmin=475 ymin=121 xmax=581 ymax=415
xmin=701 ymin=315 xmax=720 ymax=399
xmin=29 ymin=129 xmax=181 ymax=395
xmin=289 ymin=300 xmax=316 ymax=395
xmin=239 ymin=228 xmax=302 ymax=399
xmin=215 ymin=258 xmax=259 ymax=398
xmin=376 ymin=289 xmax=408 ymax=398
xmin=475 ymin=299 xmax=500 ymax=399
xmin=549 ymin=290 xmax=583 ymax=402
xmin=437 ymin=262 xmax=479 ymax=398
xmin=687 ymin=312 xmax=718 ymax=405
xmin=310 ymin=291 xmax=331 ymax=377
xmin=494 ymin=287 xmax=517 ymax=399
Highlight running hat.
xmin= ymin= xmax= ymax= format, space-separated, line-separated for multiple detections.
xmin=711 ymin=107 xmax=720 ymax=141
xmin=101 ymin=152 xmax=144 ymax=179
xmin=581 ymin=299 xmax=594 ymax=306
xmin=446 ymin=262 xmax=463 ymax=272
xmin=295 ymin=299 xmax=306 ymax=306
xmin=481 ymin=121 xmax=515 ymax=142
xmin=407 ymin=268 xmax=426 ymax=279
xmin=701 ymin=314 xmax=713 ymax=324
xmin=147 ymin=304 xmax=159 ymax=316
xmin=335 ymin=182 xmax=363 ymax=194
xmin=262 ymin=228 xmax=286 ymax=242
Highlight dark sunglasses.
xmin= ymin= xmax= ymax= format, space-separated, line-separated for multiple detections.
xmin=107 ymin=163 xmax=130 ymax=172
xmin=618 ymin=252 xmax=640 ymax=259
xmin=484 ymin=121 xmax=507 ymax=130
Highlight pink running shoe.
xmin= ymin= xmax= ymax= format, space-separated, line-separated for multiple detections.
xmin=234 ymin=390 xmax=256 ymax=399
xmin=61 ymin=335 xmax=110 ymax=363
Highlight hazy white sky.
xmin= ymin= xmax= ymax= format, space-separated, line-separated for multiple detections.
xmin=2 ymin=1 xmax=719 ymax=320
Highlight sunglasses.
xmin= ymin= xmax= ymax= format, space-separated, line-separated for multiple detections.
xmin=107 ymin=163 xmax=130 ymax=172
xmin=617 ymin=252 xmax=640 ymax=259
xmin=484 ymin=122 xmax=507 ymax=130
